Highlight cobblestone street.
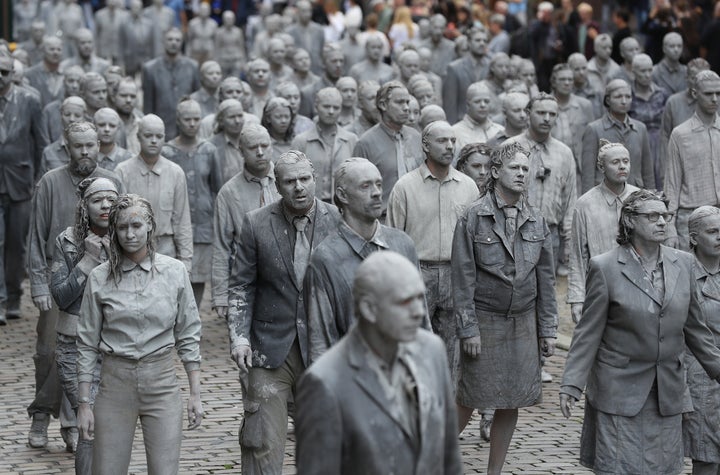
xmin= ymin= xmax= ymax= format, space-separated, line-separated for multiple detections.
xmin=0 ymin=280 xmax=693 ymax=474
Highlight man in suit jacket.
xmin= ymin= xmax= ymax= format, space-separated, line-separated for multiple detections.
xmin=296 ymin=251 xmax=463 ymax=475
xmin=0 ymin=52 xmax=47 ymax=323
xmin=25 ymin=36 xmax=64 ymax=108
xmin=287 ymin=0 xmax=326 ymax=76
xmin=291 ymin=88 xmax=358 ymax=202
xmin=227 ymin=150 xmax=342 ymax=475
xmin=443 ymin=27 xmax=492 ymax=125
xmin=142 ymin=28 xmax=200 ymax=140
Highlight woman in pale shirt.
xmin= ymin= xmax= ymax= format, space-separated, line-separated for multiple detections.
xmin=388 ymin=7 xmax=419 ymax=53
xmin=76 ymin=194 xmax=203 ymax=474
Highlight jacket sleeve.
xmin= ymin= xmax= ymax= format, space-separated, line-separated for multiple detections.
xmin=535 ymin=219 xmax=558 ymax=339
xmin=295 ymin=370 xmax=343 ymax=474
xmin=28 ymin=180 xmax=52 ymax=297
xmin=49 ymin=233 xmax=99 ymax=311
xmin=451 ymin=210 xmax=480 ymax=339
xmin=303 ymin=258 xmax=340 ymax=365
xmin=685 ymin=257 xmax=720 ymax=381
xmin=172 ymin=170 xmax=194 ymax=272
xmin=211 ymin=190 xmax=232 ymax=308
xmin=567 ymin=206 xmax=589 ymax=304
xmin=580 ymin=123 xmax=599 ymax=194
xmin=227 ymin=213 xmax=257 ymax=350
xmin=561 ymin=256 xmax=610 ymax=396
xmin=639 ymin=124 xmax=654 ymax=189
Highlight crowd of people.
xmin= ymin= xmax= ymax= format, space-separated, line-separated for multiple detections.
xmin=3 ymin=0 xmax=720 ymax=473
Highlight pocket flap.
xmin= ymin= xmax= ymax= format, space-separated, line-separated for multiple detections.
xmin=474 ymin=232 xmax=501 ymax=244
xmin=596 ymin=347 xmax=630 ymax=368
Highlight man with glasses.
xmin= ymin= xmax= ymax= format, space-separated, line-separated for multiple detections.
xmin=665 ymin=70 xmax=720 ymax=250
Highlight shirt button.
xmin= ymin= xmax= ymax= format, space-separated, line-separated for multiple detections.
xmin=487 ymin=237 xmax=491 ymax=242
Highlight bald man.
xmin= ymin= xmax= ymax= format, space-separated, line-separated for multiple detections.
xmin=114 ymin=114 xmax=193 ymax=270
xmin=40 ymin=65 xmax=84 ymax=144
xmin=652 ymin=32 xmax=687 ymax=95
xmin=94 ymin=107 xmax=133 ymax=171
xmin=452 ymin=82 xmax=503 ymax=152
xmin=191 ymin=61 xmax=222 ymax=118
xmin=296 ymin=251 xmax=462 ymax=475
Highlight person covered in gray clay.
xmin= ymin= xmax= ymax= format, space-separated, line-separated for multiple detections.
xmin=261 ymin=97 xmax=295 ymax=163
xmin=568 ymin=53 xmax=604 ymax=120
xmin=40 ymin=96 xmax=87 ymax=175
xmin=348 ymin=35 xmax=395 ymax=86
xmin=453 ymin=141 xmax=557 ymax=475
xmin=59 ymin=29 xmax=111 ymax=76
xmin=24 ymin=36 xmax=64 ymax=108
xmin=245 ymin=58 xmax=274 ymax=119
xmin=186 ymin=2 xmax=218 ymax=66
xmin=345 ymin=80 xmax=380 ymax=138
xmin=443 ymin=26 xmax=491 ymax=125
xmin=296 ymin=251 xmax=463 ymax=475
xmin=286 ymin=0 xmax=326 ymax=75
xmin=214 ymin=10 xmax=246 ymax=78
xmin=191 ymin=61 xmax=222 ymax=119
xmin=652 ymin=32 xmax=687 ymax=95
xmin=226 ymin=150 xmax=342 ymax=474
xmin=118 ymin=0 xmax=153 ymax=78
xmin=299 ymin=43 xmax=345 ymax=119
xmin=304 ymin=157 xmax=420 ymax=363
xmin=93 ymin=107 xmax=133 ymax=172
xmin=452 ymin=82 xmax=504 ymax=153
xmin=586 ymin=33 xmax=621 ymax=87
xmin=289 ymin=48 xmax=320 ymax=91
xmin=93 ymin=0 xmax=129 ymax=64
xmin=41 ymin=65 xmax=84 ymax=145
xmin=420 ymin=14 xmax=457 ymax=78
xmin=275 ymin=81 xmax=314 ymax=136
xmin=113 ymin=77 xmax=144 ymax=156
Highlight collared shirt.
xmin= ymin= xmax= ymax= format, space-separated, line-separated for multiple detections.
xmin=97 ymin=144 xmax=134 ymax=171
xmin=552 ymin=94 xmax=594 ymax=165
xmin=28 ymin=165 xmax=123 ymax=297
xmin=580 ymin=113 xmax=653 ymax=193
xmin=162 ymin=140 xmax=222 ymax=243
xmin=665 ymin=113 xmax=720 ymax=213
xmin=661 ymin=90 xmax=695 ymax=145
xmin=353 ymin=122 xmax=423 ymax=212
xmin=59 ymin=55 xmax=111 ymax=75
xmin=567 ymin=181 xmax=640 ymax=303
xmin=452 ymin=115 xmax=504 ymax=152
xmin=387 ymin=162 xmax=479 ymax=261
xmin=190 ymin=87 xmax=219 ymax=118
xmin=587 ymin=57 xmax=621 ymax=86
xmin=575 ymin=78 xmax=605 ymax=120
xmin=630 ymin=84 xmax=670 ymax=133
xmin=344 ymin=114 xmax=375 ymax=139
xmin=211 ymin=165 xmax=279 ymax=307
xmin=629 ymin=245 xmax=665 ymax=299
xmin=40 ymin=139 xmax=69 ymax=175
xmin=121 ymin=109 xmax=144 ymax=156
xmin=357 ymin=332 xmax=419 ymax=443
xmin=114 ymin=155 xmax=193 ymax=270
xmin=77 ymin=253 xmax=201 ymax=383
xmin=505 ymin=132 xmax=577 ymax=236
xmin=304 ymin=221 xmax=420 ymax=363
xmin=652 ymin=59 xmax=687 ymax=95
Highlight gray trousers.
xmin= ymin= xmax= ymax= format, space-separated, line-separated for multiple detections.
xmin=0 ymin=195 xmax=29 ymax=306
xmin=676 ymin=208 xmax=693 ymax=252
xmin=692 ymin=461 xmax=720 ymax=475
xmin=27 ymin=301 xmax=75 ymax=429
xmin=420 ymin=261 xmax=458 ymax=388
xmin=240 ymin=339 xmax=304 ymax=474
xmin=56 ymin=334 xmax=101 ymax=475
xmin=92 ymin=350 xmax=183 ymax=475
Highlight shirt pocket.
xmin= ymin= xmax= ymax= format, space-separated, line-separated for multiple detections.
xmin=520 ymin=228 xmax=544 ymax=264
xmin=596 ymin=346 xmax=630 ymax=368
xmin=473 ymin=232 xmax=505 ymax=267
xmin=160 ymin=188 xmax=174 ymax=211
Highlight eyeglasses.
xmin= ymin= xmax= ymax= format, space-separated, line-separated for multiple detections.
xmin=634 ymin=212 xmax=674 ymax=223
xmin=0 ymin=69 xmax=13 ymax=77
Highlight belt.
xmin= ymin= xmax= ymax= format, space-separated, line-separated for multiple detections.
xmin=419 ymin=260 xmax=451 ymax=267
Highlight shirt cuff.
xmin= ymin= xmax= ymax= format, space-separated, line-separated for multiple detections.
xmin=559 ymin=385 xmax=583 ymax=401
xmin=230 ymin=336 xmax=251 ymax=351
xmin=183 ymin=361 xmax=201 ymax=373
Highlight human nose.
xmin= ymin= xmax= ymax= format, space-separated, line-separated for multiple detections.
xmin=257 ymin=145 xmax=265 ymax=157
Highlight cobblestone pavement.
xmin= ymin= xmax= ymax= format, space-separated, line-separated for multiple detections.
xmin=0 ymin=280 xmax=693 ymax=474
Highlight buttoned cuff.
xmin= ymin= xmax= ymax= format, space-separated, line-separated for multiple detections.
xmin=30 ymin=282 xmax=50 ymax=298
xmin=537 ymin=325 xmax=557 ymax=339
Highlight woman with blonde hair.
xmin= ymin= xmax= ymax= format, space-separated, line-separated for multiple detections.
xmin=388 ymin=6 xmax=418 ymax=51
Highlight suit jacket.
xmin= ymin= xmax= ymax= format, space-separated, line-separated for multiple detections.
xmin=561 ymin=245 xmax=720 ymax=417
xmin=296 ymin=327 xmax=463 ymax=475
xmin=290 ymin=126 xmax=358 ymax=202
xmin=142 ymin=56 xmax=200 ymax=140
xmin=442 ymin=55 xmax=490 ymax=125
xmin=227 ymin=199 xmax=342 ymax=369
xmin=0 ymin=85 xmax=46 ymax=200
xmin=24 ymin=63 xmax=64 ymax=107
xmin=287 ymin=23 xmax=326 ymax=75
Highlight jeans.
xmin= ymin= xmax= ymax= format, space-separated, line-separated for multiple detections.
xmin=420 ymin=261 xmax=458 ymax=387
xmin=240 ymin=339 xmax=304 ymax=474
xmin=92 ymin=349 xmax=183 ymax=475
xmin=56 ymin=333 xmax=101 ymax=475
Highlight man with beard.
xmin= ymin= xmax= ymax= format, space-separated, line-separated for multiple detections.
xmin=304 ymin=157 xmax=420 ymax=364
xmin=387 ymin=121 xmax=478 ymax=385
xmin=27 ymin=121 xmax=122 ymax=450
xmin=114 ymin=114 xmax=193 ymax=271
xmin=25 ymin=36 xmax=64 ymax=107
xmin=58 ymin=29 xmax=110 ymax=76
xmin=142 ymin=28 xmax=200 ymax=139
xmin=112 ymin=77 xmax=144 ymax=155
xmin=443 ymin=27 xmax=491 ymax=125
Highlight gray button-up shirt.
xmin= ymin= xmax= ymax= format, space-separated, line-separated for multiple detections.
xmin=552 ymin=94 xmax=594 ymax=169
xmin=77 ymin=253 xmax=201 ymax=383
xmin=452 ymin=115 xmax=504 ymax=152
xmin=652 ymin=59 xmax=687 ymax=95
xmin=211 ymin=166 xmax=280 ymax=308
xmin=567 ymin=181 xmax=639 ymax=304
xmin=97 ymin=145 xmax=134 ymax=171
xmin=665 ymin=113 xmax=720 ymax=214
xmin=114 ymin=155 xmax=193 ymax=270
xmin=387 ymin=162 xmax=479 ymax=262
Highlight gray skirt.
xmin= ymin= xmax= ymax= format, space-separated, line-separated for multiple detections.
xmin=456 ymin=310 xmax=541 ymax=410
xmin=683 ymin=353 xmax=720 ymax=463
xmin=580 ymin=383 xmax=684 ymax=475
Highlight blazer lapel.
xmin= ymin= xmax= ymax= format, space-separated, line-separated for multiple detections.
xmin=347 ymin=330 xmax=416 ymax=440
xmin=400 ymin=347 xmax=425 ymax=452
xmin=269 ymin=203 xmax=298 ymax=288
xmin=661 ymin=247 xmax=680 ymax=309
xmin=618 ymin=246 xmax=663 ymax=305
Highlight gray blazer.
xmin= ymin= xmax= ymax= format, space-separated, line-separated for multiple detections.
xmin=296 ymin=326 xmax=463 ymax=475
xmin=442 ymin=55 xmax=489 ymax=125
xmin=227 ymin=199 xmax=342 ymax=369
xmin=561 ymin=245 xmax=720 ymax=417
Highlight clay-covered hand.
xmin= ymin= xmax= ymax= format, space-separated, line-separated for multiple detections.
xmin=232 ymin=344 xmax=253 ymax=372
xmin=77 ymin=404 xmax=95 ymax=440
xmin=84 ymin=233 xmax=105 ymax=259
xmin=560 ymin=393 xmax=577 ymax=418
xmin=187 ymin=393 xmax=203 ymax=430
xmin=571 ymin=303 xmax=583 ymax=324
xmin=540 ymin=337 xmax=556 ymax=357
xmin=33 ymin=295 xmax=52 ymax=311
xmin=215 ymin=306 xmax=228 ymax=319
xmin=462 ymin=336 xmax=481 ymax=358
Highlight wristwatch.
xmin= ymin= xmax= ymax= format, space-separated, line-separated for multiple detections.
xmin=78 ymin=396 xmax=91 ymax=405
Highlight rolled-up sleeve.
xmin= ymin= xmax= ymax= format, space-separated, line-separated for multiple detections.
xmin=451 ymin=211 xmax=480 ymax=339
xmin=227 ymin=213 xmax=257 ymax=350
xmin=174 ymin=263 xmax=202 ymax=372
xmin=76 ymin=269 xmax=104 ymax=384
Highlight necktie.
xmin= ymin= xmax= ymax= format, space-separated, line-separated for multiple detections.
xmin=504 ymin=206 xmax=518 ymax=244
xmin=293 ymin=216 xmax=311 ymax=284
xmin=395 ymin=133 xmax=407 ymax=177
xmin=259 ymin=177 xmax=275 ymax=207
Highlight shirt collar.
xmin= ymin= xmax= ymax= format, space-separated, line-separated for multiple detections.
xmin=603 ymin=112 xmax=635 ymax=131
xmin=660 ymin=58 xmax=681 ymax=73
xmin=379 ymin=121 xmax=404 ymax=140
xmin=419 ymin=161 xmax=461 ymax=183
xmin=1 ymin=84 xmax=14 ymax=102
xmin=463 ymin=114 xmax=495 ymax=130
xmin=243 ymin=162 xmax=276 ymax=182
xmin=598 ymin=180 xmax=632 ymax=206
xmin=135 ymin=155 xmax=167 ymax=176
xmin=339 ymin=220 xmax=390 ymax=254
xmin=689 ymin=112 xmax=720 ymax=132
xmin=282 ymin=199 xmax=317 ymax=225
xmin=121 ymin=254 xmax=154 ymax=272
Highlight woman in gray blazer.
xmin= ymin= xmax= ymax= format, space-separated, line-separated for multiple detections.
xmin=560 ymin=190 xmax=720 ymax=474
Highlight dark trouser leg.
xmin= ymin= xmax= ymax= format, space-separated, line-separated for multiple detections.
xmin=5 ymin=198 xmax=29 ymax=308
xmin=192 ymin=282 xmax=205 ymax=310
xmin=692 ymin=460 xmax=720 ymax=475
xmin=28 ymin=304 xmax=62 ymax=418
